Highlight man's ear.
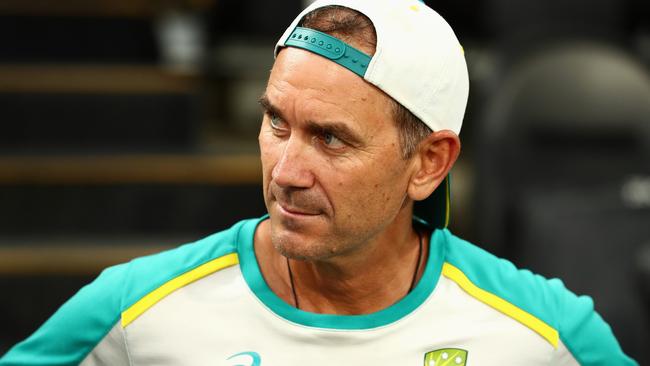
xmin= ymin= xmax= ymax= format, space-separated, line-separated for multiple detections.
xmin=407 ymin=130 xmax=461 ymax=201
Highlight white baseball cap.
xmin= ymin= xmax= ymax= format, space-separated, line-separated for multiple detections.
xmin=274 ymin=0 xmax=469 ymax=228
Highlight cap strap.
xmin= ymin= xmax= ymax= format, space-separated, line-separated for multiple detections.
xmin=285 ymin=27 xmax=372 ymax=78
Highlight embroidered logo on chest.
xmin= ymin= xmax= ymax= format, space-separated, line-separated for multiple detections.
xmin=227 ymin=351 xmax=261 ymax=366
xmin=424 ymin=348 xmax=468 ymax=366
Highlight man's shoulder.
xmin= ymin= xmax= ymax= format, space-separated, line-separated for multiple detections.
xmin=37 ymin=214 xmax=262 ymax=329
xmin=441 ymin=229 xmax=569 ymax=309
xmin=440 ymin=230 xmax=567 ymax=343
xmin=123 ymin=217 xmax=253 ymax=282
xmin=439 ymin=230 xmax=635 ymax=365
xmin=0 ymin=217 xmax=262 ymax=365
xmin=118 ymin=216 xmax=261 ymax=310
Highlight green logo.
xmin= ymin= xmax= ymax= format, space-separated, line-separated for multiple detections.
xmin=424 ymin=348 xmax=468 ymax=366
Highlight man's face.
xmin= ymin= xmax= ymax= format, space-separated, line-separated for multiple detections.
xmin=259 ymin=47 xmax=415 ymax=261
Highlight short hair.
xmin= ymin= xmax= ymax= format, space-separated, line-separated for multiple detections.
xmin=299 ymin=5 xmax=432 ymax=159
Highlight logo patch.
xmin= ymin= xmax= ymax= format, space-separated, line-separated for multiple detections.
xmin=227 ymin=351 xmax=261 ymax=366
xmin=424 ymin=348 xmax=468 ymax=366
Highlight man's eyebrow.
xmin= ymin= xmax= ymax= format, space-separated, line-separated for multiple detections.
xmin=258 ymin=94 xmax=283 ymax=119
xmin=306 ymin=120 xmax=364 ymax=147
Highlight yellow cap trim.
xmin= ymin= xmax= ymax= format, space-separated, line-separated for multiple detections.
xmin=121 ymin=253 xmax=239 ymax=328
xmin=442 ymin=262 xmax=559 ymax=348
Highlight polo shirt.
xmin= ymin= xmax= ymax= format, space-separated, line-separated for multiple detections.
xmin=0 ymin=216 xmax=636 ymax=365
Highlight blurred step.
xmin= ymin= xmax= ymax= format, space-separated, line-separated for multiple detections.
xmin=0 ymin=154 xmax=265 ymax=235
xmin=0 ymin=65 xmax=198 ymax=94
xmin=0 ymin=183 xmax=266 ymax=235
xmin=0 ymin=16 xmax=158 ymax=63
xmin=0 ymin=240 xmax=177 ymax=275
xmin=0 ymin=0 xmax=215 ymax=18
xmin=0 ymin=65 xmax=201 ymax=152
xmin=0 ymin=93 xmax=199 ymax=152
xmin=0 ymin=154 xmax=261 ymax=184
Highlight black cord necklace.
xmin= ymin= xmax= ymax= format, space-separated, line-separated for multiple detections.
xmin=286 ymin=253 xmax=300 ymax=309
xmin=286 ymin=229 xmax=424 ymax=310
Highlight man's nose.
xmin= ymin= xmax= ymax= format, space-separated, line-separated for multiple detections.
xmin=271 ymin=136 xmax=315 ymax=189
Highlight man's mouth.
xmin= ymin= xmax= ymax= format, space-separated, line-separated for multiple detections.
xmin=276 ymin=201 xmax=320 ymax=216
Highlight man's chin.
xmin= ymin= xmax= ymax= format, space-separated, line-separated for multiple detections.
xmin=269 ymin=220 xmax=333 ymax=261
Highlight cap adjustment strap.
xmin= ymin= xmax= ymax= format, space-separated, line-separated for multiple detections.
xmin=285 ymin=27 xmax=372 ymax=78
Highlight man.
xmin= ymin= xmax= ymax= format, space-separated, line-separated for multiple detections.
xmin=0 ymin=0 xmax=636 ymax=365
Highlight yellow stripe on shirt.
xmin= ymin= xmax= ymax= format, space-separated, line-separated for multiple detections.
xmin=442 ymin=262 xmax=559 ymax=348
xmin=121 ymin=252 xmax=239 ymax=328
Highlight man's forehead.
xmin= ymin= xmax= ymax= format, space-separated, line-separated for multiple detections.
xmin=274 ymin=0 xmax=469 ymax=135
xmin=263 ymin=49 xmax=397 ymax=139
xmin=267 ymin=48 xmax=387 ymax=111
xmin=270 ymin=48 xmax=369 ymax=90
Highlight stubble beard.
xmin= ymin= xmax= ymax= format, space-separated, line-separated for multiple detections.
xmin=272 ymin=208 xmax=411 ymax=265
xmin=269 ymin=217 xmax=375 ymax=263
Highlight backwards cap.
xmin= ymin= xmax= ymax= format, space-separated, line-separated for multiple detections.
xmin=275 ymin=0 xmax=469 ymax=228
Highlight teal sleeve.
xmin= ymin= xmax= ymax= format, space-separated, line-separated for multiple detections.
xmin=551 ymin=278 xmax=638 ymax=366
xmin=0 ymin=263 xmax=129 ymax=366
xmin=443 ymin=230 xmax=638 ymax=365
xmin=0 ymin=218 xmax=252 ymax=366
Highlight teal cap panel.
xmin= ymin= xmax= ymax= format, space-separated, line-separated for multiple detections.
xmin=284 ymin=27 xmax=372 ymax=78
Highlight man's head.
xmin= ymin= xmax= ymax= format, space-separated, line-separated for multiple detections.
xmin=258 ymin=0 xmax=468 ymax=261
xmin=298 ymin=5 xmax=433 ymax=159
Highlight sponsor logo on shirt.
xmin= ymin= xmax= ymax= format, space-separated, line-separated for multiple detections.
xmin=424 ymin=348 xmax=468 ymax=366
xmin=227 ymin=351 xmax=262 ymax=366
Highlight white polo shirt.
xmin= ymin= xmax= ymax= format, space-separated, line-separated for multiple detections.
xmin=0 ymin=217 xmax=636 ymax=365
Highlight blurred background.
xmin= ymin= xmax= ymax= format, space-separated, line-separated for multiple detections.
xmin=0 ymin=0 xmax=648 ymax=362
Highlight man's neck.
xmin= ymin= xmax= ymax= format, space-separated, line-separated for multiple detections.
xmin=254 ymin=212 xmax=429 ymax=315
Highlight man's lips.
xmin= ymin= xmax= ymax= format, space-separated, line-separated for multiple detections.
xmin=276 ymin=201 xmax=320 ymax=216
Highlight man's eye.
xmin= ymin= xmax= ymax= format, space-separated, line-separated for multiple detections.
xmin=321 ymin=132 xmax=345 ymax=149
xmin=269 ymin=113 xmax=283 ymax=128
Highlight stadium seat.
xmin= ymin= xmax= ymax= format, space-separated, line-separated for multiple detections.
xmin=474 ymin=41 xmax=650 ymax=363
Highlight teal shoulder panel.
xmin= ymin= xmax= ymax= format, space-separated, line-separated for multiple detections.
xmin=555 ymin=281 xmax=638 ymax=365
xmin=443 ymin=230 xmax=562 ymax=330
xmin=0 ymin=217 xmax=260 ymax=366
xmin=443 ymin=230 xmax=637 ymax=365
xmin=119 ymin=218 xmax=253 ymax=312
xmin=0 ymin=263 xmax=129 ymax=366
